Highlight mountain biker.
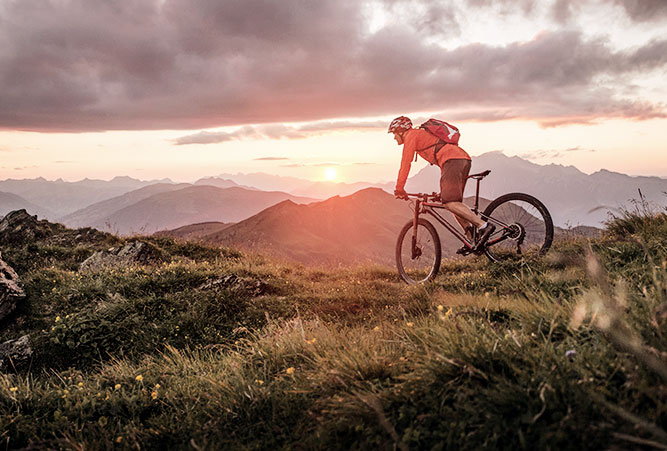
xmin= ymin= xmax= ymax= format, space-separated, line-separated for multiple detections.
xmin=390 ymin=116 xmax=495 ymax=252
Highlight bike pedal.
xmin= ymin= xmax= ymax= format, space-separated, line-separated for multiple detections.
xmin=455 ymin=246 xmax=472 ymax=256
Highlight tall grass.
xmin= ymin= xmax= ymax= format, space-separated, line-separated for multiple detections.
xmin=0 ymin=212 xmax=666 ymax=448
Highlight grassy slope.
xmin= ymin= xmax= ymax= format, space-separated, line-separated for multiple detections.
xmin=0 ymin=211 xmax=665 ymax=449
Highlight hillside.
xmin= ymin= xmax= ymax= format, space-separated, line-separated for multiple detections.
xmin=193 ymin=177 xmax=243 ymax=189
xmin=0 ymin=208 xmax=665 ymax=449
xmin=62 ymin=185 xmax=317 ymax=236
xmin=0 ymin=191 xmax=55 ymax=219
xmin=61 ymin=183 xmax=192 ymax=230
xmin=154 ymin=221 xmax=232 ymax=240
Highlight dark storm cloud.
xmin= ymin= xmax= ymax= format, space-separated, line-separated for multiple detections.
xmin=1 ymin=0 xmax=665 ymax=133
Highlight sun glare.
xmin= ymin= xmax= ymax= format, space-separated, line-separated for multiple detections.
xmin=324 ymin=167 xmax=337 ymax=181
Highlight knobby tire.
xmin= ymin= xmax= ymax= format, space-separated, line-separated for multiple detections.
xmin=396 ymin=218 xmax=441 ymax=284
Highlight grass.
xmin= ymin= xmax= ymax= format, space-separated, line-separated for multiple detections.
xmin=0 ymin=209 xmax=665 ymax=449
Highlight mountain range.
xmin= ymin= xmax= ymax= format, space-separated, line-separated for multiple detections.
xmin=1 ymin=153 xmax=665 ymax=235
xmin=0 ymin=176 xmax=172 ymax=217
xmin=61 ymin=185 xmax=316 ymax=236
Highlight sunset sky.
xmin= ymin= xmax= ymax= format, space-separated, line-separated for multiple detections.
xmin=1 ymin=0 xmax=666 ymax=183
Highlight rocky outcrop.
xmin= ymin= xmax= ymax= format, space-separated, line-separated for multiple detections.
xmin=79 ymin=240 xmax=164 ymax=271
xmin=0 ymin=209 xmax=54 ymax=244
xmin=0 ymin=335 xmax=32 ymax=371
xmin=0 ymin=252 xmax=25 ymax=322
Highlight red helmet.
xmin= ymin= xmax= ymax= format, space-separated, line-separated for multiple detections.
xmin=388 ymin=116 xmax=412 ymax=134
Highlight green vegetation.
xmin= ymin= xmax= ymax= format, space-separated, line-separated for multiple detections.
xmin=0 ymin=208 xmax=665 ymax=449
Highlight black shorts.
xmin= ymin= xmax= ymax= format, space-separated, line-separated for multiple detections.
xmin=440 ymin=159 xmax=471 ymax=203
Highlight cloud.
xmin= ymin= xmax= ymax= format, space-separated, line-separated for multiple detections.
xmin=281 ymin=162 xmax=342 ymax=168
xmin=613 ymin=0 xmax=667 ymax=22
xmin=174 ymin=120 xmax=387 ymax=145
xmin=519 ymin=146 xmax=597 ymax=159
xmin=1 ymin=0 xmax=665 ymax=132
xmin=173 ymin=125 xmax=307 ymax=145
xmin=254 ymin=157 xmax=290 ymax=161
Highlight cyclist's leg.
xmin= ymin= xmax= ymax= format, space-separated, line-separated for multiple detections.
xmin=440 ymin=159 xmax=484 ymax=229
xmin=443 ymin=202 xmax=484 ymax=228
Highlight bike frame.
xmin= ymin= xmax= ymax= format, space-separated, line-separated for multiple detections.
xmin=408 ymin=172 xmax=511 ymax=255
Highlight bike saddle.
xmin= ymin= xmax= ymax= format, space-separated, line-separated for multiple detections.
xmin=467 ymin=170 xmax=491 ymax=180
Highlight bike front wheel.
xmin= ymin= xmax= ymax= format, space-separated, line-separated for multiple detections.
xmin=396 ymin=218 xmax=441 ymax=284
xmin=482 ymin=193 xmax=553 ymax=262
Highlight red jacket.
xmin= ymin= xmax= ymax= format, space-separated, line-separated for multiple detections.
xmin=395 ymin=128 xmax=470 ymax=191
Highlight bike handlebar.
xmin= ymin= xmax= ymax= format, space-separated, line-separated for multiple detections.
xmin=401 ymin=192 xmax=441 ymax=201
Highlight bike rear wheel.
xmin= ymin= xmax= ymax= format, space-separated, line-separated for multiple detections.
xmin=396 ymin=218 xmax=441 ymax=284
xmin=481 ymin=193 xmax=553 ymax=262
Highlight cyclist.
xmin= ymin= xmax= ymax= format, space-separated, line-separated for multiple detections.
xmin=390 ymin=116 xmax=495 ymax=252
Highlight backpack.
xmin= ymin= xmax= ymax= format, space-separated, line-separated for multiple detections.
xmin=419 ymin=118 xmax=460 ymax=145
xmin=414 ymin=118 xmax=461 ymax=163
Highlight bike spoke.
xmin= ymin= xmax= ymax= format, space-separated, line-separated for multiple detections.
xmin=396 ymin=219 xmax=441 ymax=284
xmin=482 ymin=194 xmax=553 ymax=262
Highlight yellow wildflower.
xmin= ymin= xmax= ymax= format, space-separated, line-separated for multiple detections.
xmin=255 ymin=379 xmax=264 ymax=385
xmin=306 ymin=338 xmax=317 ymax=344
xmin=406 ymin=322 xmax=414 ymax=327
xmin=9 ymin=387 xmax=18 ymax=392
xmin=116 ymin=436 xmax=123 ymax=444
xmin=135 ymin=375 xmax=143 ymax=382
xmin=77 ymin=382 xmax=84 ymax=388
xmin=285 ymin=367 xmax=295 ymax=375
xmin=373 ymin=326 xmax=380 ymax=332
xmin=55 ymin=316 xmax=61 ymax=322
xmin=437 ymin=305 xmax=444 ymax=311
xmin=151 ymin=391 xmax=158 ymax=400
xmin=114 ymin=384 xmax=121 ymax=390
xmin=154 ymin=384 xmax=161 ymax=389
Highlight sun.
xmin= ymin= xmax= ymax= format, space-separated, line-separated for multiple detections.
xmin=324 ymin=167 xmax=337 ymax=181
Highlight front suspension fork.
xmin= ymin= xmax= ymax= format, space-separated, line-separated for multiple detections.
xmin=411 ymin=199 xmax=422 ymax=259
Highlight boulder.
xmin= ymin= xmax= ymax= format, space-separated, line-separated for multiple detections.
xmin=0 ymin=335 xmax=32 ymax=372
xmin=0 ymin=252 xmax=25 ymax=322
xmin=79 ymin=240 xmax=164 ymax=272
xmin=0 ymin=209 xmax=52 ymax=244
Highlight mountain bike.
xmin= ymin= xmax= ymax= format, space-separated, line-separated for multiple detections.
xmin=396 ymin=170 xmax=553 ymax=284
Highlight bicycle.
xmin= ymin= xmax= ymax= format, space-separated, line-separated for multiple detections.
xmin=395 ymin=170 xmax=554 ymax=284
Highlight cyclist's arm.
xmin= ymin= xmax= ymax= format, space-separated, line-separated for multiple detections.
xmin=395 ymin=137 xmax=416 ymax=191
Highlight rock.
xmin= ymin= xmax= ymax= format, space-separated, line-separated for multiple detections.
xmin=0 ymin=335 xmax=32 ymax=371
xmin=198 ymin=274 xmax=269 ymax=296
xmin=0 ymin=252 xmax=25 ymax=322
xmin=79 ymin=240 xmax=164 ymax=272
xmin=252 ymin=279 xmax=269 ymax=296
xmin=198 ymin=274 xmax=239 ymax=291
xmin=0 ymin=209 xmax=53 ymax=244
